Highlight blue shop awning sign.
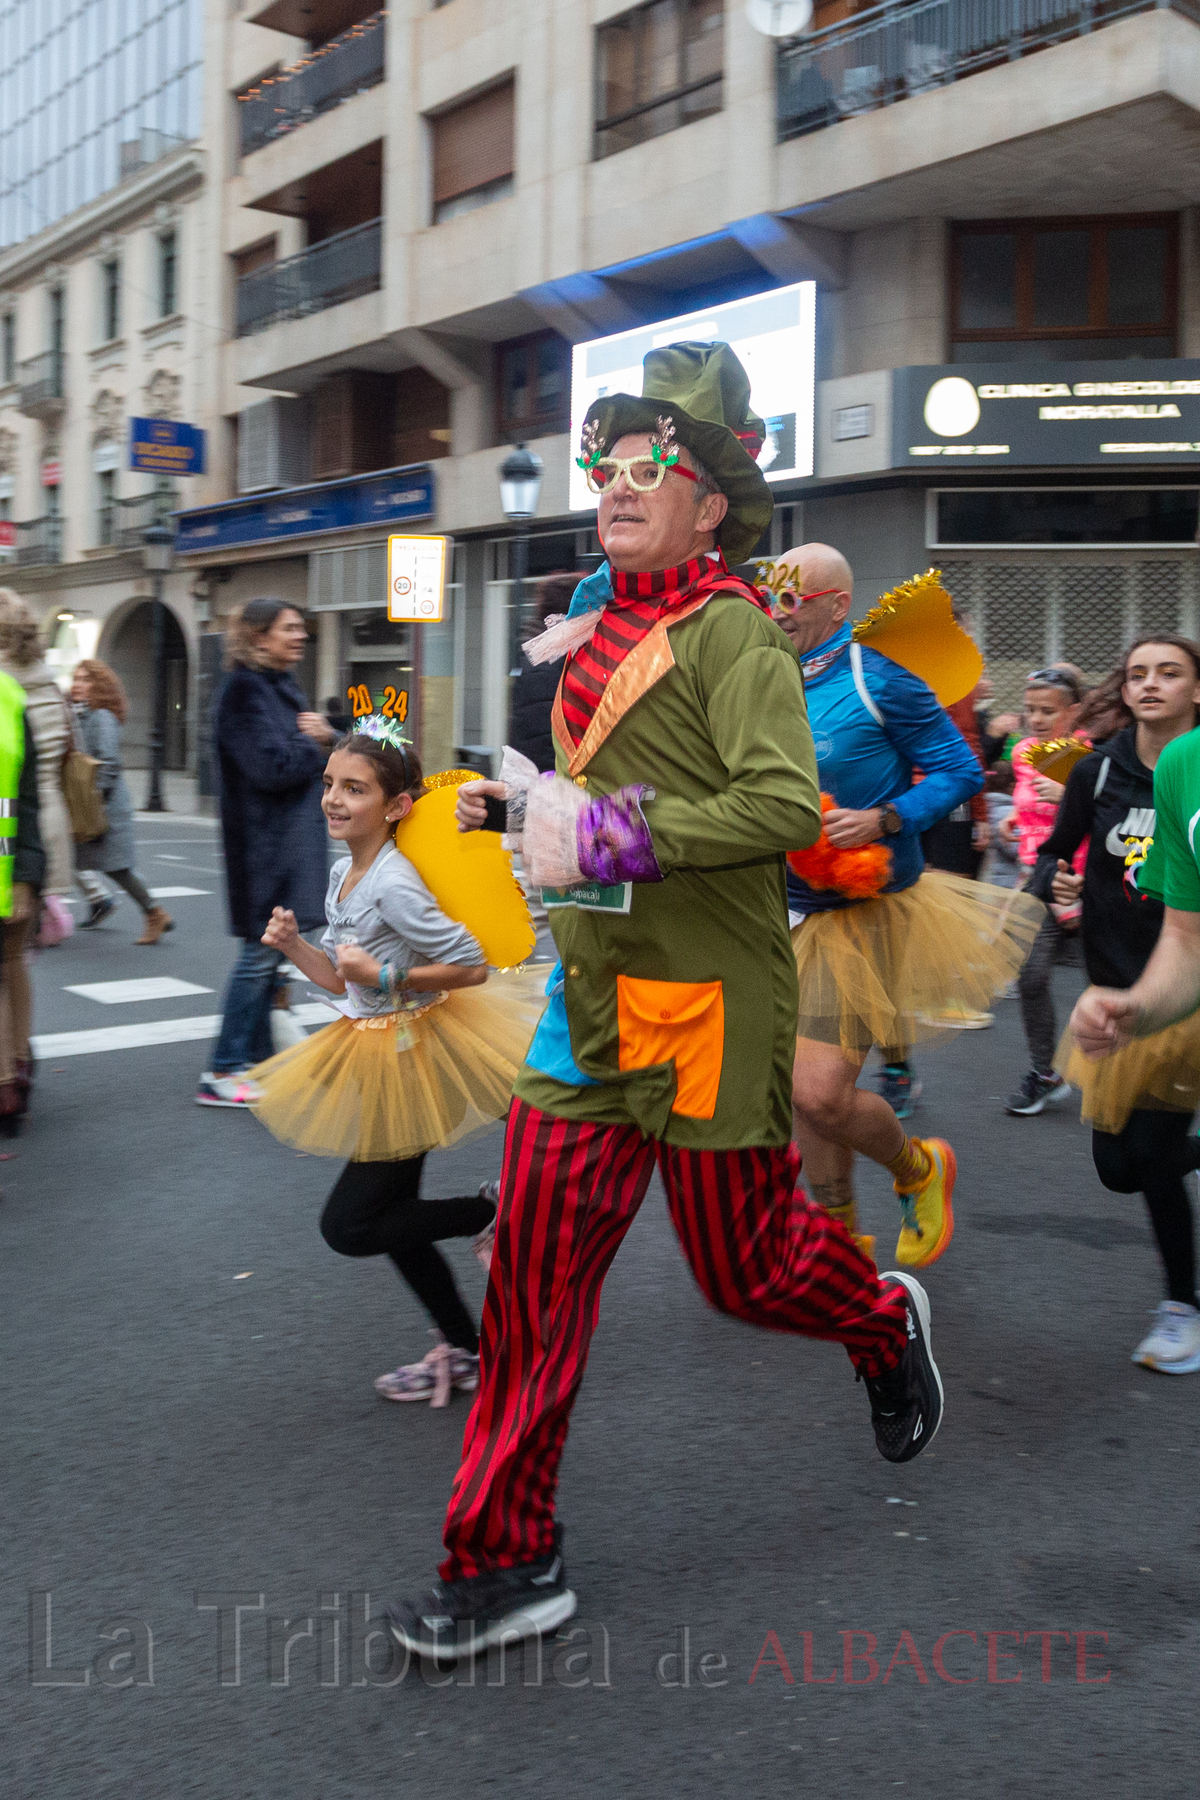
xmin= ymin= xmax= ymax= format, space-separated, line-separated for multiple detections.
xmin=174 ymin=465 xmax=435 ymax=553
xmin=130 ymin=417 xmax=207 ymax=476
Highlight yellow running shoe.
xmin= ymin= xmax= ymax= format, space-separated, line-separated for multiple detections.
xmin=855 ymin=1234 xmax=877 ymax=1265
xmin=894 ymin=1138 xmax=956 ymax=1268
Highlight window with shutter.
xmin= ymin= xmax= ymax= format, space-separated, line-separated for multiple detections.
xmin=595 ymin=0 xmax=723 ymax=160
xmin=497 ymin=332 xmax=571 ymax=441
xmin=951 ymin=215 xmax=1178 ymax=362
xmin=311 ymin=372 xmax=397 ymax=479
xmin=429 ymin=79 xmax=515 ymax=224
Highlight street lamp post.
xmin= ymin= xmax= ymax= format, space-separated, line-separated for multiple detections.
xmin=142 ymin=521 xmax=174 ymax=814
xmin=498 ymin=443 xmax=544 ymax=678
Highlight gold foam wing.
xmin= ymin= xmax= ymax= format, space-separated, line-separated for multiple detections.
xmin=851 ymin=569 xmax=984 ymax=708
xmin=393 ymin=770 xmax=536 ymax=968
xmin=1021 ymin=736 xmax=1092 ymax=784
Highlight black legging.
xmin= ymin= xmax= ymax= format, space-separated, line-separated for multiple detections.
xmin=1092 ymin=1110 xmax=1200 ymax=1306
xmin=111 ymin=869 xmax=155 ymax=913
xmin=1019 ymin=912 xmax=1081 ymax=1074
xmin=921 ymin=818 xmax=982 ymax=880
xmin=320 ymin=1156 xmax=495 ymax=1353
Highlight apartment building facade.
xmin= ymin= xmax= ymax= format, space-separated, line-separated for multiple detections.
xmin=0 ymin=0 xmax=214 ymax=769
xmin=182 ymin=0 xmax=1200 ymax=778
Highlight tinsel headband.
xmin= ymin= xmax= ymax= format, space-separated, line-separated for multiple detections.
xmin=349 ymin=711 xmax=413 ymax=784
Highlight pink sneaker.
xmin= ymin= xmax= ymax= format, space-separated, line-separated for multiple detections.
xmin=374 ymin=1339 xmax=479 ymax=1407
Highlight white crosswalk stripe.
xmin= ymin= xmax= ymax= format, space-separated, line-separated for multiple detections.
xmin=66 ymin=977 xmax=213 ymax=1005
xmin=33 ymin=1003 xmax=334 ymax=1060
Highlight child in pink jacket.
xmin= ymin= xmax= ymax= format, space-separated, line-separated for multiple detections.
xmin=1002 ymin=668 xmax=1089 ymax=1115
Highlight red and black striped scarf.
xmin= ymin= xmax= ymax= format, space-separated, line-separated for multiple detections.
xmin=559 ymin=552 xmax=769 ymax=745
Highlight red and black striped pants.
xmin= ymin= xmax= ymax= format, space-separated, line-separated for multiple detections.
xmin=440 ymin=1099 xmax=908 ymax=1578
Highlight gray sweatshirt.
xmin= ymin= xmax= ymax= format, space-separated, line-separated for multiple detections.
xmin=320 ymin=842 xmax=483 ymax=1018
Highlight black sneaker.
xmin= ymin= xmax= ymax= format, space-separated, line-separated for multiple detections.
xmin=385 ymin=1529 xmax=577 ymax=1664
xmin=862 ymin=1271 xmax=943 ymax=1463
xmin=1005 ymin=1069 xmax=1071 ymax=1116
xmin=877 ymin=1061 xmax=922 ymax=1120
xmin=81 ymin=897 xmax=117 ymax=928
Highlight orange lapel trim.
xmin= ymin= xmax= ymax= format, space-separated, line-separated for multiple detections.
xmin=551 ymin=677 xmax=573 ymax=763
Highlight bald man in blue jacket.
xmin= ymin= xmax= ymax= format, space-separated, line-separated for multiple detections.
xmin=773 ymin=544 xmax=985 ymax=1270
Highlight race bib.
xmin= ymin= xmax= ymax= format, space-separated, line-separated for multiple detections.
xmin=542 ymin=881 xmax=633 ymax=914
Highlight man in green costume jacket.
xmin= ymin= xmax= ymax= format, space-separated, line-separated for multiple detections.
xmin=387 ymin=342 xmax=946 ymax=1664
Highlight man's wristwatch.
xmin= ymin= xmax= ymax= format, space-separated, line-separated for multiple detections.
xmin=879 ymin=803 xmax=903 ymax=836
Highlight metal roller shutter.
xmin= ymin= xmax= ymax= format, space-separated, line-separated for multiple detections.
xmin=939 ymin=558 xmax=1200 ymax=708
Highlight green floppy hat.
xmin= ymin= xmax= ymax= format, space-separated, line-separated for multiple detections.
xmin=580 ymin=340 xmax=774 ymax=565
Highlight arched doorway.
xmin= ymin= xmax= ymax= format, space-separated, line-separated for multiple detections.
xmin=105 ymin=602 xmax=189 ymax=770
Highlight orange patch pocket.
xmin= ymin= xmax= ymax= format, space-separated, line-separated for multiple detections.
xmin=616 ymin=976 xmax=725 ymax=1120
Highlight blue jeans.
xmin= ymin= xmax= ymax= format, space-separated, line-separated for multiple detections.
xmin=211 ymin=939 xmax=287 ymax=1075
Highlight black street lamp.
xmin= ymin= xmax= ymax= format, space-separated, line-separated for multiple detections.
xmin=142 ymin=521 xmax=174 ymax=814
xmin=498 ymin=443 xmax=544 ymax=671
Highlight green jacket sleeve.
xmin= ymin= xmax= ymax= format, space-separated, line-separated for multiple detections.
xmin=646 ymin=642 xmax=822 ymax=870
xmin=1142 ymin=745 xmax=1200 ymax=911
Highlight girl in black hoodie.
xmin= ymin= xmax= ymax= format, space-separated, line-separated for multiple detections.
xmin=1032 ymin=636 xmax=1200 ymax=1374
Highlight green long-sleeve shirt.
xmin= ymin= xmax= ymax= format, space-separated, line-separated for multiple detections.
xmin=515 ymin=590 xmax=821 ymax=1150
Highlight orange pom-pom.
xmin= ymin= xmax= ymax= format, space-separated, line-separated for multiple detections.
xmin=831 ymin=842 xmax=892 ymax=899
xmin=787 ymin=794 xmax=892 ymax=900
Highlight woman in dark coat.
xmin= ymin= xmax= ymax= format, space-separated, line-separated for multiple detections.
xmin=197 ymin=598 xmax=334 ymax=1107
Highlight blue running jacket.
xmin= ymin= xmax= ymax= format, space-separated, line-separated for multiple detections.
xmin=787 ymin=622 xmax=983 ymax=915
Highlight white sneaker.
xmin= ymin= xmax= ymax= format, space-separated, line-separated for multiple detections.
xmin=1132 ymin=1301 xmax=1200 ymax=1374
xmin=195 ymin=1072 xmax=262 ymax=1108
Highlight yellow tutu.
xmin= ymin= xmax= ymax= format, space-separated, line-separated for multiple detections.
xmin=249 ymin=966 xmax=552 ymax=1161
xmin=1056 ymin=1011 xmax=1200 ymax=1134
xmin=791 ymin=871 xmax=1044 ymax=1055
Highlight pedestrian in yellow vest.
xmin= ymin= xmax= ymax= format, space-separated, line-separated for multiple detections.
xmin=0 ymin=664 xmax=45 ymax=1134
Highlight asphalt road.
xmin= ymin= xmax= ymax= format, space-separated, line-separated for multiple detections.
xmin=3 ymin=816 xmax=1197 ymax=1799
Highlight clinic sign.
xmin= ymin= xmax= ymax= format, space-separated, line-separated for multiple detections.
xmin=129 ymin=417 xmax=207 ymax=477
xmin=894 ymin=361 xmax=1200 ymax=466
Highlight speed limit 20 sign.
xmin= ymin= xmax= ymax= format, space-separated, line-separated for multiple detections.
xmin=387 ymin=534 xmax=450 ymax=623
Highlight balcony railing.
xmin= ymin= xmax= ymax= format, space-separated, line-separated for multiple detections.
xmin=235 ymin=217 xmax=382 ymax=336
xmin=112 ymin=489 xmax=179 ymax=549
xmin=17 ymin=349 xmax=64 ymax=418
xmin=239 ymin=10 xmax=385 ymax=156
xmin=778 ymin=0 xmax=1200 ymax=139
xmin=16 ymin=515 xmax=63 ymax=567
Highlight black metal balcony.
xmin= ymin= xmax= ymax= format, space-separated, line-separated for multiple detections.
xmin=16 ymin=515 xmax=63 ymax=566
xmin=778 ymin=0 xmax=1200 ymax=140
xmin=17 ymin=350 xmax=64 ymax=419
xmin=239 ymin=10 xmax=385 ymax=156
xmin=112 ymin=489 xmax=179 ymax=549
xmin=235 ymin=217 xmax=382 ymax=336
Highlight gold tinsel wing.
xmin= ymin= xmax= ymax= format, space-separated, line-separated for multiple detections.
xmin=851 ymin=569 xmax=984 ymax=708
xmin=1021 ymin=736 xmax=1093 ymax=784
xmin=393 ymin=770 xmax=536 ymax=968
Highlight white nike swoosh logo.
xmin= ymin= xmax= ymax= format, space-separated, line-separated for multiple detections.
xmin=531 ymin=1557 xmax=562 ymax=1586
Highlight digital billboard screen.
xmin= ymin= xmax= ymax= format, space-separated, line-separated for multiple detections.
xmin=568 ymin=282 xmax=816 ymax=514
